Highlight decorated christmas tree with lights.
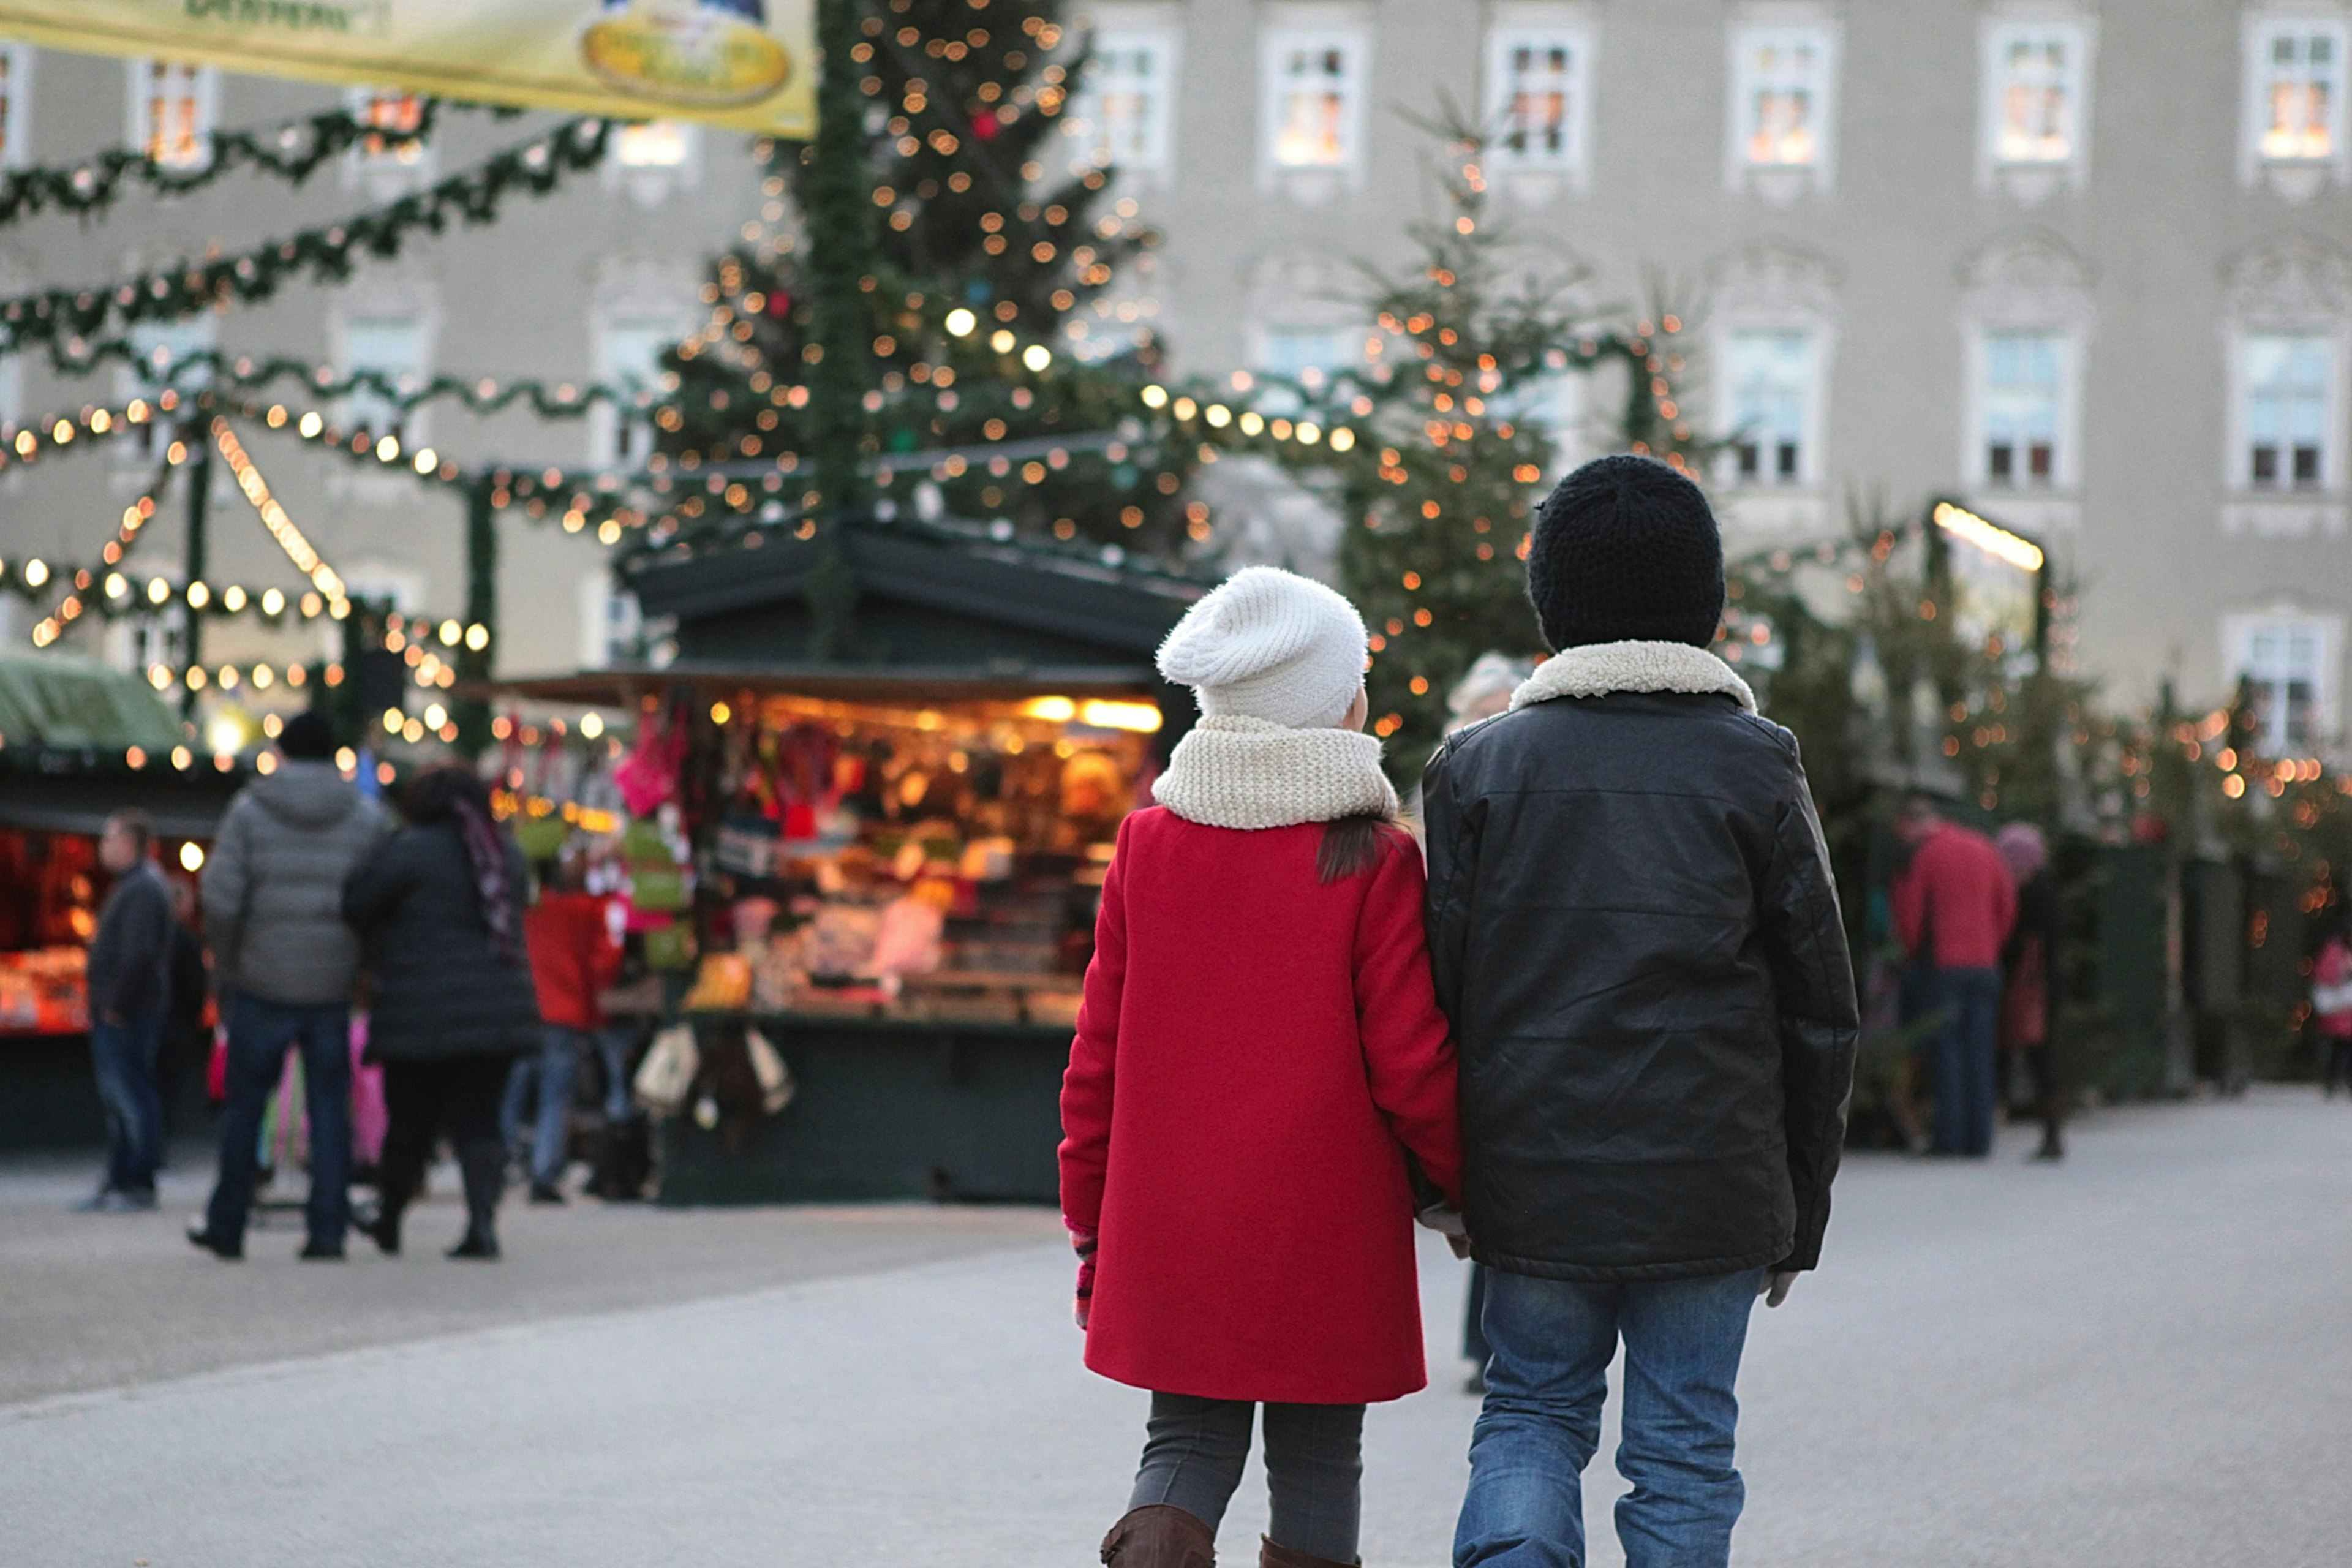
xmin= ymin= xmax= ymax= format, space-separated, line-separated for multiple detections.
xmin=652 ymin=0 xmax=1202 ymax=555
xmin=1264 ymin=135 xmax=1708 ymax=767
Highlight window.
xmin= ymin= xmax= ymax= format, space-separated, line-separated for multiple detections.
xmin=1732 ymin=28 xmax=1831 ymax=170
xmin=1485 ymin=31 xmax=1588 ymax=175
xmin=1985 ymin=23 xmax=2087 ymax=170
xmin=339 ymin=315 xmax=428 ymax=440
xmin=348 ymin=87 xmax=428 ymax=168
xmin=122 ymin=318 xmax=214 ymax=458
xmin=2243 ymin=332 xmax=2335 ymax=489
xmin=130 ymin=61 xmax=213 ymax=172
xmin=1725 ymin=328 xmax=1818 ymax=484
xmin=592 ymin=317 xmax=678 ymax=467
xmin=1079 ymin=32 xmax=1177 ymax=174
xmin=0 ymin=45 xmax=31 ymax=170
xmin=2258 ymin=23 xmax=2344 ymax=162
xmin=1259 ymin=325 xmax=1354 ymax=383
xmin=1980 ymin=330 xmax=2064 ymax=486
xmin=1264 ymin=33 xmax=1365 ymax=172
xmin=2233 ymin=618 xmax=2334 ymax=753
xmin=616 ymin=119 xmax=694 ymax=168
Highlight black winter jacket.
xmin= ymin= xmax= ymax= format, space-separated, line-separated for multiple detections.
xmin=1422 ymin=642 xmax=1859 ymax=1281
xmin=342 ymin=821 xmax=540 ymax=1061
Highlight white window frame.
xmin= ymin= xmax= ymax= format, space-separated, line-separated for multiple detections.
xmin=602 ymin=119 xmax=703 ymax=203
xmin=1483 ymin=25 xmax=1593 ymax=184
xmin=2226 ymin=325 xmax=2348 ymax=495
xmin=117 ymin=317 xmax=216 ymax=462
xmin=1977 ymin=16 xmax=2096 ymax=195
xmin=127 ymin=60 xmax=216 ymax=173
xmin=1714 ymin=323 xmax=1828 ymax=489
xmin=0 ymin=44 xmax=34 ymax=172
xmin=333 ymin=310 xmax=435 ymax=445
xmin=342 ymin=86 xmax=434 ymax=182
xmin=589 ymin=313 xmax=686 ymax=469
xmin=1966 ymin=326 xmax=2081 ymax=491
xmin=2242 ymin=13 xmax=2352 ymax=190
xmin=1724 ymin=20 xmax=1840 ymax=196
xmin=2222 ymin=609 xmax=2343 ymax=756
xmin=1259 ymin=28 xmax=1370 ymax=187
xmin=1078 ymin=27 xmax=1180 ymax=179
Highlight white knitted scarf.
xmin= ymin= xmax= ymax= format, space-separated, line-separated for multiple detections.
xmin=1152 ymin=715 xmax=1401 ymax=831
xmin=1510 ymin=640 xmax=1758 ymax=714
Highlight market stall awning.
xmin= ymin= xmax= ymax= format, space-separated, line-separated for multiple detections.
xmin=0 ymin=770 xmax=243 ymax=841
xmin=0 ymin=655 xmax=182 ymax=753
xmin=620 ymin=518 xmax=1206 ymax=676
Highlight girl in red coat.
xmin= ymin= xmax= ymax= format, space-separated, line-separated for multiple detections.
xmin=1061 ymin=566 xmax=1464 ymax=1568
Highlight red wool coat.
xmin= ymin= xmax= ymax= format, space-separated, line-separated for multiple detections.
xmin=1893 ymin=822 xmax=2019 ymax=970
xmin=1059 ymin=807 xmax=1463 ymax=1406
xmin=523 ymin=892 xmax=624 ymax=1030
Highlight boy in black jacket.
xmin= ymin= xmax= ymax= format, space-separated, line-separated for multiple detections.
xmin=1427 ymin=456 xmax=1859 ymax=1568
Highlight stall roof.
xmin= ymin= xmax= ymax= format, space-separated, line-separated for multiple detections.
xmin=0 ymin=767 xmax=244 ymax=840
xmin=619 ymin=517 xmax=1206 ymax=674
xmin=0 ymin=655 xmax=182 ymax=752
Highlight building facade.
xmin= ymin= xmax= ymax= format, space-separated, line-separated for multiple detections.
xmin=0 ymin=47 xmax=759 ymax=705
xmin=1068 ymin=0 xmax=2352 ymax=756
xmin=0 ymin=4 xmax=2346 ymax=760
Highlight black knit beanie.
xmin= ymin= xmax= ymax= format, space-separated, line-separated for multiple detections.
xmin=1525 ymin=454 xmax=1724 ymax=650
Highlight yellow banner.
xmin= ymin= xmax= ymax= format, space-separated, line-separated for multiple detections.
xmin=0 ymin=0 xmax=814 ymax=138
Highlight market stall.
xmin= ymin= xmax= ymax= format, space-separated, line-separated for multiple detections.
xmin=488 ymin=516 xmax=1205 ymax=1203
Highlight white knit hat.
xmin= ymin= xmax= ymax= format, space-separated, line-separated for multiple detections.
xmin=1157 ymin=566 xmax=1368 ymax=730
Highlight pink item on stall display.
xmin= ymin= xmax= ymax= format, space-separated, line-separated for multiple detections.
xmin=349 ymin=1012 xmax=387 ymax=1167
xmin=614 ymin=706 xmax=687 ymax=816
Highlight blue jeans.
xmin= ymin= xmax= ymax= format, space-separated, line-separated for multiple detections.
xmin=1455 ymin=1267 xmax=1763 ymax=1568
xmin=1927 ymin=967 xmax=2003 ymax=1156
xmin=91 ymin=1009 xmax=166 ymax=1194
xmin=503 ymin=1025 xmax=584 ymax=1187
xmin=203 ymin=995 xmax=352 ymax=1250
xmin=596 ymin=1022 xmax=641 ymax=1123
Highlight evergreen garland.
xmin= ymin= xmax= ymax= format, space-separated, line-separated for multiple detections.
xmin=0 ymin=118 xmax=614 ymax=366
xmin=0 ymin=97 xmax=485 ymax=228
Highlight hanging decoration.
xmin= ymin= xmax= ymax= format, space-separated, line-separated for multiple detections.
xmin=0 ymin=98 xmax=470 ymax=228
xmin=0 ymin=118 xmax=616 ymax=368
xmin=209 ymin=418 xmax=351 ymax=613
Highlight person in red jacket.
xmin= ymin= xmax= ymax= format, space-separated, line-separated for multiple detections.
xmin=1061 ymin=567 xmax=1464 ymax=1568
xmin=510 ymin=855 xmax=624 ymax=1203
xmin=1892 ymin=794 xmax=2019 ymax=1156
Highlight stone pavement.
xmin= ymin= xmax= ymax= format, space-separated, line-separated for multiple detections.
xmin=5 ymin=1091 xmax=2350 ymax=1567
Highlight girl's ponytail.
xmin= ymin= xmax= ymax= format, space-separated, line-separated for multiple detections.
xmin=1317 ymin=812 xmax=1397 ymax=884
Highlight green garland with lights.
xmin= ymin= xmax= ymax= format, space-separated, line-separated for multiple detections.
xmin=0 ymin=98 xmax=500 ymax=228
xmin=0 ymin=118 xmax=614 ymax=368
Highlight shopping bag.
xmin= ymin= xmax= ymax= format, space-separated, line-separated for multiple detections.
xmin=205 ymin=1022 xmax=229 ymax=1102
xmin=744 ymin=1026 xmax=796 ymax=1115
xmin=632 ymin=1023 xmax=699 ymax=1115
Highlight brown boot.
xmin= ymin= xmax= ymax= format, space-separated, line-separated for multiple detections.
xmin=1100 ymin=1504 xmax=1216 ymax=1566
xmin=1259 ymin=1536 xmax=1358 ymax=1568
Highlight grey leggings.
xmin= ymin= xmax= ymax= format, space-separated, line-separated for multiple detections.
xmin=1130 ymin=1393 xmax=1365 ymax=1562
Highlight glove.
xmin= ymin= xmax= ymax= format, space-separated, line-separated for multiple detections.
xmin=1757 ymin=1271 xmax=1798 ymax=1308
xmin=1069 ymin=1225 xmax=1098 ymax=1330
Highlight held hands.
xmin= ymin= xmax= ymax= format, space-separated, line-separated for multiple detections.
xmin=1069 ymin=1224 xmax=1098 ymax=1330
xmin=1757 ymin=1271 xmax=1799 ymax=1308
xmin=1417 ymin=1202 xmax=1474 ymax=1261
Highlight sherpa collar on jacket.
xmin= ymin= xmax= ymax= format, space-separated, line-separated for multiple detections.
xmin=1152 ymin=715 xmax=1401 ymax=831
xmin=1510 ymin=640 xmax=1758 ymax=714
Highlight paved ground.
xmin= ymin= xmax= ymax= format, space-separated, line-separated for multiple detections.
xmin=4 ymin=1091 xmax=2350 ymax=1567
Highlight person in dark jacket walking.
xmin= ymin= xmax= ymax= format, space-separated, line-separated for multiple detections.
xmin=1423 ymin=456 xmax=1860 ymax=1568
xmin=82 ymin=810 xmax=176 ymax=1212
xmin=345 ymin=764 xmax=540 ymax=1260
xmin=188 ymin=711 xmax=386 ymax=1261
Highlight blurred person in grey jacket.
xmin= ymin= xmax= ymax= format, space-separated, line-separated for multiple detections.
xmin=188 ymin=711 xmax=385 ymax=1262
xmin=81 ymin=810 xmax=174 ymax=1212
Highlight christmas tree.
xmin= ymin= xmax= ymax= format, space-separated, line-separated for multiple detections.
xmin=1260 ymin=132 xmax=1706 ymax=769
xmin=649 ymin=0 xmax=1202 ymax=559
